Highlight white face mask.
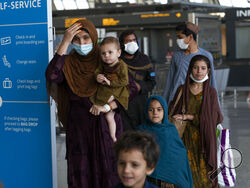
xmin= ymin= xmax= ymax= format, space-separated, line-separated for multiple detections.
xmin=176 ymin=39 xmax=189 ymax=50
xmin=190 ymin=73 xmax=209 ymax=83
xmin=124 ymin=41 xmax=139 ymax=55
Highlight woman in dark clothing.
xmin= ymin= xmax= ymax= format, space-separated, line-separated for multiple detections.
xmin=119 ymin=30 xmax=156 ymax=130
xmin=168 ymin=55 xmax=223 ymax=188
xmin=46 ymin=19 xmax=138 ymax=188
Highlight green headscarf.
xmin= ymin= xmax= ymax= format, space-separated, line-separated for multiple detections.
xmin=137 ymin=95 xmax=193 ymax=188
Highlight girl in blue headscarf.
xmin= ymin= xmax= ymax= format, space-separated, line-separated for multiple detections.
xmin=137 ymin=95 xmax=193 ymax=188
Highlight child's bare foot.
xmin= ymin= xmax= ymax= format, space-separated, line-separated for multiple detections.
xmin=111 ymin=135 xmax=117 ymax=142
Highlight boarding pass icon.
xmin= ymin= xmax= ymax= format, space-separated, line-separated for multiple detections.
xmin=1 ymin=37 xmax=11 ymax=45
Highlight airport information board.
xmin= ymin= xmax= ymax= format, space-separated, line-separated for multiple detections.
xmin=0 ymin=0 xmax=54 ymax=187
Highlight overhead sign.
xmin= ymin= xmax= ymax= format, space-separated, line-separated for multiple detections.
xmin=236 ymin=9 xmax=250 ymax=17
xmin=54 ymin=11 xmax=187 ymax=29
xmin=0 ymin=0 xmax=55 ymax=188
xmin=226 ymin=8 xmax=250 ymax=20
xmin=102 ymin=18 xmax=120 ymax=26
xmin=65 ymin=17 xmax=86 ymax=28
xmin=140 ymin=13 xmax=170 ymax=18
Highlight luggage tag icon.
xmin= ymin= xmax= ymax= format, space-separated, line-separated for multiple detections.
xmin=3 ymin=78 xmax=12 ymax=88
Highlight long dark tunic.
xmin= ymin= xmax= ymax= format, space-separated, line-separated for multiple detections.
xmin=120 ymin=51 xmax=156 ymax=130
xmin=182 ymin=91 xmax=212 ymax=188
xmin=46 ymin=54 xmax=138 ymax=188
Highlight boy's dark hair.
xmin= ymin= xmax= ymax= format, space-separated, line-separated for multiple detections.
xmin=100 ymin=36 xmax=120 ymax=49
xmin=114 ymin=131 xmax=160 ymax=169
xmin=176 ymin=23 xmax=197 ymax=41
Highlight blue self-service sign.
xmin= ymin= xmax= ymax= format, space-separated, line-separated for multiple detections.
xmin=0 ymin=25 xmax=49 ymax=101
xmin=0 ymin=0 xmax=47 ymax=24
xmin=0 ymin=0 xmax=55 ymax=188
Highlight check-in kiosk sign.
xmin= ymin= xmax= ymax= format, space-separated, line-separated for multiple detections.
xmin=0 ymin=0 xmax=53 ymax=188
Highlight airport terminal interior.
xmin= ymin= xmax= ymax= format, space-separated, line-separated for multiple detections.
xmin=1 ymin=0 xmax=250 ymax=187
xmin=52 ymin=0 xmax=250 ymax=187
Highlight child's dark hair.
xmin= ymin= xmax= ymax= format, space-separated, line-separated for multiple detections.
xmin=114 ymin=131 xmax=160 ymax=169
xmin=100 ymin=36 xmax=120 ymax=50
xmin=176 ymin=23 xmax=197 ymax=41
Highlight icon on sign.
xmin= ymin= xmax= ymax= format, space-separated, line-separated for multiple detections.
xmin=3 ymin=78 xmax=12 ymax=89
xmin=0 ymin=96 xmax=2 ymax=107
xmin=1 ymin=37 xmax=11 ymax=45
xmin=2 ymin=55 xmax=11 ymax=68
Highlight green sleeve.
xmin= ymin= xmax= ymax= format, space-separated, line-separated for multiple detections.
xmin=110 ymin=63 xmax=129 ymax=87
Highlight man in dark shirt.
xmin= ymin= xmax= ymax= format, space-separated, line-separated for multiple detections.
xmin=119 ymin=30 xmax=156 ymax=130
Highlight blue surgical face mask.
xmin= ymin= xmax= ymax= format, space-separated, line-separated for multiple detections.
xmin=72 ymin=43 xmax=93 ymax=56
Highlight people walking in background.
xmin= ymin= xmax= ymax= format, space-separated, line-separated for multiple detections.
xmin=163 ymin=22 xmax=217 ymax=105
xmin=90 ymin=37 xmax=129 ymax=142
xmin=46 ymin=19 xmax=138 ymax=188
xmin=112 ymin=131 xmax=160 ymax=188
xmin=137 ymin=95 xmax=193 ymax=188
xmin=119 ymin=30 xmax=156 ymax=130
xmin=169 ymin=55 xmax=223 ymax=188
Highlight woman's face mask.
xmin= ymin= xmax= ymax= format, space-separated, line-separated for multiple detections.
xmin=72 ymin=43 xmax=93 ymax=56
xmin=190 ymin=73 xmax=208 ymax=83
xmin=190 ymin=60 xmax=209 ymax=83
xmin=124 ymin=41 xmax=139 ymax=55
xmin=176 ymin=38 xmax=189 ymax=50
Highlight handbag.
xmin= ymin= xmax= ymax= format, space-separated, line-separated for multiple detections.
xmin=168 ymin=88 xmax=187 ymax=138
xmin=216 ymin=124 xmax=236 ymax=187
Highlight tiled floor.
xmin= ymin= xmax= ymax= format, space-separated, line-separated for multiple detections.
xmin=56 ymin=94 xmax=250 ymax=188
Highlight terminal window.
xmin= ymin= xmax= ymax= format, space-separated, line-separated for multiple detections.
xmin=235 ymin=21 xmax=250 ymax=59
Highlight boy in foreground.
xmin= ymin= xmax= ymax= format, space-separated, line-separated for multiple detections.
xmin=112 ymin=131 xmax=160 ymax=188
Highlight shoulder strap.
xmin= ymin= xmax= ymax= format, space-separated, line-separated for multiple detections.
xmin=169 ymin=88 xmax=182 ymax=117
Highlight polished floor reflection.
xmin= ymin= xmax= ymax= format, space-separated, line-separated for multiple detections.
xmin=56 ymin=93 xmax=250 ymax=188
xmin=220 ymin=94 xmax=250 ymax=188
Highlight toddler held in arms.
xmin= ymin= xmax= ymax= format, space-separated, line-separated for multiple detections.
xmin=90 ymin=37 xmax=129 ymax=142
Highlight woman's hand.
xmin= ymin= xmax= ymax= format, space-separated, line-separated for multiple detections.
xmin=172 ymin=114 xmax=184 ymax=121
xmin=56 ymin=22 xmax=82 ymax=55
xmin=62 ymin=22 xmax=82 ymax=44
xmin=89 ymin=105 xmax=109 ymax=115
xmin=135 ymin=81 xmax=141 ymax=91
xmin=172 ymin=114 xmax=194 ymax=121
